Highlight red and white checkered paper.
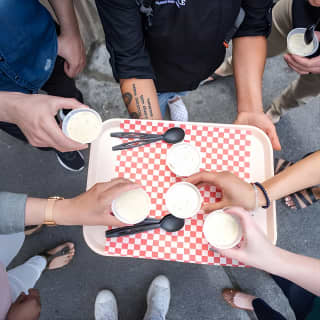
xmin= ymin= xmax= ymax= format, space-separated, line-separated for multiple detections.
xmin=105 ymin=120 xmax=251 ymax=267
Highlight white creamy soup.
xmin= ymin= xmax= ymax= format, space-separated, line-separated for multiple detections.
xmin=203 ymin=211 xmax=242 ymax=249
xmin=165 ymin=182 xmax=202 ymax=219
xmin=113 ymin=188 xmax=150 ymax=224
xmin=66 ymin=110 xmax=102 ymax=143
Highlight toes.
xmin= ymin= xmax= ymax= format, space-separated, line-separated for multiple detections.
xmin=285 ymin=196 xmax=297 ymax=209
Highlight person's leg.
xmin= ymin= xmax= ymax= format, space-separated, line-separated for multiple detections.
xmin=252 ymin=298 xmax=287 ymax=320
xmin=222 ymin=289 xmax=286 ymax=319
xmin=157 ymin=92 xmax=172 ymax=118
xmin=41 ymin=56 xmax=83 ymax=103
xmin=157 ymin=92 xmax=188 ymax=121
xmin=268 ymin=73 xmax=320 ymax=122
xmin=7 ymin=242 xmax=75 ymax=303
xmin=143 ymin=275 xmax=170 ymax=320
xmin=94 ymin=290 xmax=118 ymax=320
xmin=272 ymin=275 xmax=316 ymax=320
xmin=266 ymin=0 xmax=293 ymax=58
xmin=7 ymin=256 xmax=46 ymax=302
xmin=0 ymin=233 xmax=25 ymax=268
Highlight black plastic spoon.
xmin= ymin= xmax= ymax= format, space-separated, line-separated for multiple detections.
xmin=111 ymin=127 xmax=185 ymax=151
xmin=106 ymin=214 xmax=185 ymax=238
xmin=304 ymin=16 xmax=320 ymax=45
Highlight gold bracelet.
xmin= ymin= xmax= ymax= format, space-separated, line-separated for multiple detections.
xmin=44 ymin=196 xmax=64 ymax=226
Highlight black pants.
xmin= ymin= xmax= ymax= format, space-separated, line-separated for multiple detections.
xmin=0 ymin=56 xmax=83 ymax=149
xmin=253 ymin=275 xmax=316 ymax=320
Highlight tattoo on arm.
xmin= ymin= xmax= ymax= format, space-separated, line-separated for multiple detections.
xmin=147 ymin=98 xmax=153 ymax=117
xmin=122 ymin=92 xmax=133 ymax=107
xmin=129 ymin=112 xmax=139 ymax=119
xmin=124 ymin=82 xmax=154 ymax=119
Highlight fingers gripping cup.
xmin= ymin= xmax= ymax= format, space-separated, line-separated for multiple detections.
xmin=165 ymin=182 xmax=202 ymax=219
xmin=112 ymin=188 xmax=151 ymax=224
xmin=62 ymin=108 xmax=103 ymax=144
xmin=287 ymin=28 xmax=319 ymax=57
xmin=203 ymin=210 xmax=242 ymax=249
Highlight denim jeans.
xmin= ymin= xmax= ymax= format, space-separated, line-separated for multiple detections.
xmin=157 ymin=91 xmax=188 ymax=118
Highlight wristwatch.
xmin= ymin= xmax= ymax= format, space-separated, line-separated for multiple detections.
xmin=44 ymin=196 xmax=64 ymax=226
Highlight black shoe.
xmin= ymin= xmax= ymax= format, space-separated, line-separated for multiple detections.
xmin=56 ymin=151 xmax=85 ymax=172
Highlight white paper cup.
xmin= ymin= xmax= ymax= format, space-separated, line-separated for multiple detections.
xmin=62 ymin=108 xmax=103 ymax=144
xmin=203 ymin=210 xmax=243 ymax=249
xmin=287 ymin=28 xmax=319 ymax=57
xmin=165 ymin=182 xmax=202 ymax=219
xmin=112 ymin=188 xmax=151 ymax=224
xmin=166 ymin=142 xmax=201 ymax=177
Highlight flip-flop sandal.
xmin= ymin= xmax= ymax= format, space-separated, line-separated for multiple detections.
xmin=200 ymin=73 xmax=229 ymax=86
xmin=40 ymin=244 xmax=73 ymax=271
xmin=285 ymin=187 xmax=319 ymax=210
xmin=24 ymin=225 xmax=43 ymax=236
xmin=274 ymin=158 xmax=294 ymax=174
xmin=274 ymin=152 xmax=316 ymax=175
xmin=222 ymin=288 xmax=252 ymax=311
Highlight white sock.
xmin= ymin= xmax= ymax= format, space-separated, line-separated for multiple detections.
xmin=168 ymin=96 xmax=189 ymax=122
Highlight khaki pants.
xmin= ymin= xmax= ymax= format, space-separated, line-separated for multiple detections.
xmin=219 ymin=0 xmax=320 ymax=115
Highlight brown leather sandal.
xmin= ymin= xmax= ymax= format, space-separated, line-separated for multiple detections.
xmin=222 ymin=288 xmax=252 ymax=311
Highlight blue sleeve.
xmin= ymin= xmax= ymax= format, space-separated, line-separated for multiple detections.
xmin=234 ymin=0 xmax=273 ymax=38
xmin=95 ymin=0 xmax=155 ymax=81
xmin=0 ymin=192 xmax=27 ymax=234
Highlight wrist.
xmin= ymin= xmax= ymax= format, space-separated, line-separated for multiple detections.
xmin=25 ymin=198 xmax=47 ymax=226
xmin=257 ymin=187 xmax=267 ymax=208
xmin=59 ymin=28 xmax=81 ymax=41
xmin=53 ymin=198 xmax=75 ymax=225
xmin=0 ymin=92 xmax=25 ymax=123
xmin=253 ymin=245 xmax=282 ymax=272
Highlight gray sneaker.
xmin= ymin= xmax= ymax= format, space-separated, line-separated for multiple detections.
xmin=266 ymin=107 xmax=288 ymax=124
xmin=143 ymin=275 xmax=171 ymax=320
xmin=94 ymin=290 xmax=118 ymax=320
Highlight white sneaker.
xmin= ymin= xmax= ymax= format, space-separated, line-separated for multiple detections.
xmin=94 ymin=290 xmax=118 ymax=320
xmin=143 ymin=275 xmax=171 ymax=320
xmin=168 ymin=96 xmax=189 ymax=122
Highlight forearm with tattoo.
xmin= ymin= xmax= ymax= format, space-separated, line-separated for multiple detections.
xmin=120 ymin=78 xmax=162 ymax=120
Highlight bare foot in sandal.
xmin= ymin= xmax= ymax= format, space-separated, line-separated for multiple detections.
xmin=284 ymin=186 xmax=320 ymax=210
xmin=41 ymin=242 xmax=75 ymax=270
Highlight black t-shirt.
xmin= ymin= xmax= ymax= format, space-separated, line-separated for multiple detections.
xmin=293 ymin=0 xmax=320 ymax=30
xmin=96 ymin=0 xmax=272 ymax=92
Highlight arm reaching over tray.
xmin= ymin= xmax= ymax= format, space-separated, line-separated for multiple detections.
xmin=217 ymin=207 xmax=320 ymax=296
xmin=186 ymin=151 xmax=320 ymax=211
xmin=0 ymin=178 xmax=141 ymax=235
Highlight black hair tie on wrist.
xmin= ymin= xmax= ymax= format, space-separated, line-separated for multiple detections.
xmin=254 ymin=182 xmax=271 ymax=209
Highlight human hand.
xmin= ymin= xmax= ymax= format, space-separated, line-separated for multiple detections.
xmin=235 ymin=111 xmax=281 ymax=150
xmin=7 ymin=289 xmax=41 ymax=320
xmin=216 ymin=207 xmax=276 ymax=270
xmin=185 ymin=171 xmax=256 ymax=212
xmin=284 ymin=32 xmax=320 ymax=74
xmin=308 ymin=0 xmax=320 ymax=7
xmin=57 ymin=32 xmax=86 ymax=78
xmin=8 ymin=93 xmax=89 ymax=152
xmin=55 ymin=178 xmax=140 ymax=227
